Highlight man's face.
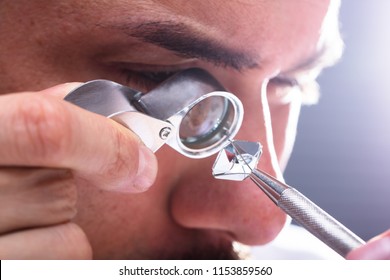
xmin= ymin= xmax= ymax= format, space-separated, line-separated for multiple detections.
xmin=0 ymin=0 xmax=330 ymax=258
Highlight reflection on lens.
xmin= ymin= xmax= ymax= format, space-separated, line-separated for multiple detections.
xmin=179 ymin=96 xmax=232 ymax=149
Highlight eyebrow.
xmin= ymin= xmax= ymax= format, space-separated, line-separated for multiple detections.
xmin=111 ymin=20 xmax=259 ymax=71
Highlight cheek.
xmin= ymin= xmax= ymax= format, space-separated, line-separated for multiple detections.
xmin=72 ymin=166 xmax=173 ymax=258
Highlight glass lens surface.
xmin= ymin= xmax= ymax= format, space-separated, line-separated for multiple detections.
xmin=179 ymin=96 xmax=228 ymax=147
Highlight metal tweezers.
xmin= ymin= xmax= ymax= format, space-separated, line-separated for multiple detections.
xmin=230 ymin=140 xmax=366 ymax=258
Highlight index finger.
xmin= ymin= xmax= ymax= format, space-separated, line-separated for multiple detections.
xmin=0 ymin=84 xmax=157 ymax=192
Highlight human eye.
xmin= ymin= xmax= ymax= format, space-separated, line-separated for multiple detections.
xmin=268 ymin=75 xmax=320 ymax=105
xmin=122 ymin=68 xmax=179 ymax=92
xmin=269 ymin=76 xmax=299 ymax=88
xmin=109 ymin=62 xmax=183 ymax=92
xmin=267 ymin=75 xmax=300 ymax=103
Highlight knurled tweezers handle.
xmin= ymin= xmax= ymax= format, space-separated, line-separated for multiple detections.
xmin=278 ymin=188 xmax=365 ymax=257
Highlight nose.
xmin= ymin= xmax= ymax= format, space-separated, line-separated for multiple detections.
xmin=169 ymin=70 xmax=288 ymax=245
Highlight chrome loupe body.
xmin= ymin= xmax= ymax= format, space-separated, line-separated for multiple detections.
xmin=64 ymin=69 xmax=243 ymax=158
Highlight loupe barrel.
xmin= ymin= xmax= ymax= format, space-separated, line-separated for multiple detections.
xmin=136 ymin=68 xmax=244 ymax=158
xmin=135 ymin=68 xmax=225 ymax=120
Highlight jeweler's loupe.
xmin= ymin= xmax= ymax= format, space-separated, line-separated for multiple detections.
xmin=64 ymin=68 xmax=243 ymax=158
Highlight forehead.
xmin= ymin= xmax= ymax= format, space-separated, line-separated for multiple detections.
xmin=89 ymin=0 xmax=329 ymax=68
xmin=6 ymin=0 xmax=330 ymax=73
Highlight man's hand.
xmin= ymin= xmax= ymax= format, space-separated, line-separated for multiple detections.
xmin=0 ymin=83 xmax=158 ymax=259
xmin=346 ymin=230 xmax=390 ymax=260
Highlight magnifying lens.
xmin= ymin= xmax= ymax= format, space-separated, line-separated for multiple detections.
xmin=64 ymin=68 xmax=243 ymax=158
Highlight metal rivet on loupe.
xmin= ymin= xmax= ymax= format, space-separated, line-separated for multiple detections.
xmin=159 ymin=127 xmax=172 ymax=140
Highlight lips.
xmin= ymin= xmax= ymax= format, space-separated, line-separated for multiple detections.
xmin=152 ymin=228 xmax=242 ymax=260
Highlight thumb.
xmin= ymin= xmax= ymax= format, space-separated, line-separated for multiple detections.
xmin=38 ymin=82 xmax=85 ymax=99
xmin=2 ymin=82 xmax=158 ymax=193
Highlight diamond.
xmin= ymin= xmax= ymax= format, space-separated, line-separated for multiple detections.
xmin=212 ymin=140 xmax=262 ymax=181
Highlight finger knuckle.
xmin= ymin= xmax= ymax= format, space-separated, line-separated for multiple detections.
xmin=104 ymin=123 xmax=139 ymax=180
xmin=41 ymin=170 xmax=78 ymax=222
xmin=11 ymin=95 xmax=71 ymax=163
xmin=0 ymin=169 xmax=77 ymax=233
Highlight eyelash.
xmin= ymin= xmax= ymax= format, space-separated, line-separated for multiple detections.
xmin=121 ymin=69 xmax=179 ymax=92
xmin=119 ymin=66 xmax=299 ymax=95
xmin=270 ymin=76 xmax=299 ymax=88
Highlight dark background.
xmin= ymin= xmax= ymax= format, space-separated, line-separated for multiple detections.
xmin=285 ymin=1 xmax=390 ymax=241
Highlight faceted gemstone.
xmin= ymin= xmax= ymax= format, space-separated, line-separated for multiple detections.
xmin=212 ymin=140 xmax=262 ymax=181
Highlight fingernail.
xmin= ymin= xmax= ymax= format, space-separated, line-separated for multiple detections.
xmin=40 ymin=82 xmax=84 ymax=98
xmin=347 ymin=236 xmax=390 ymax=260
xmin=133 ymin=145 xmax=158 ymax=192
xmin=62 ymin=82 xmax=84 ymax=91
